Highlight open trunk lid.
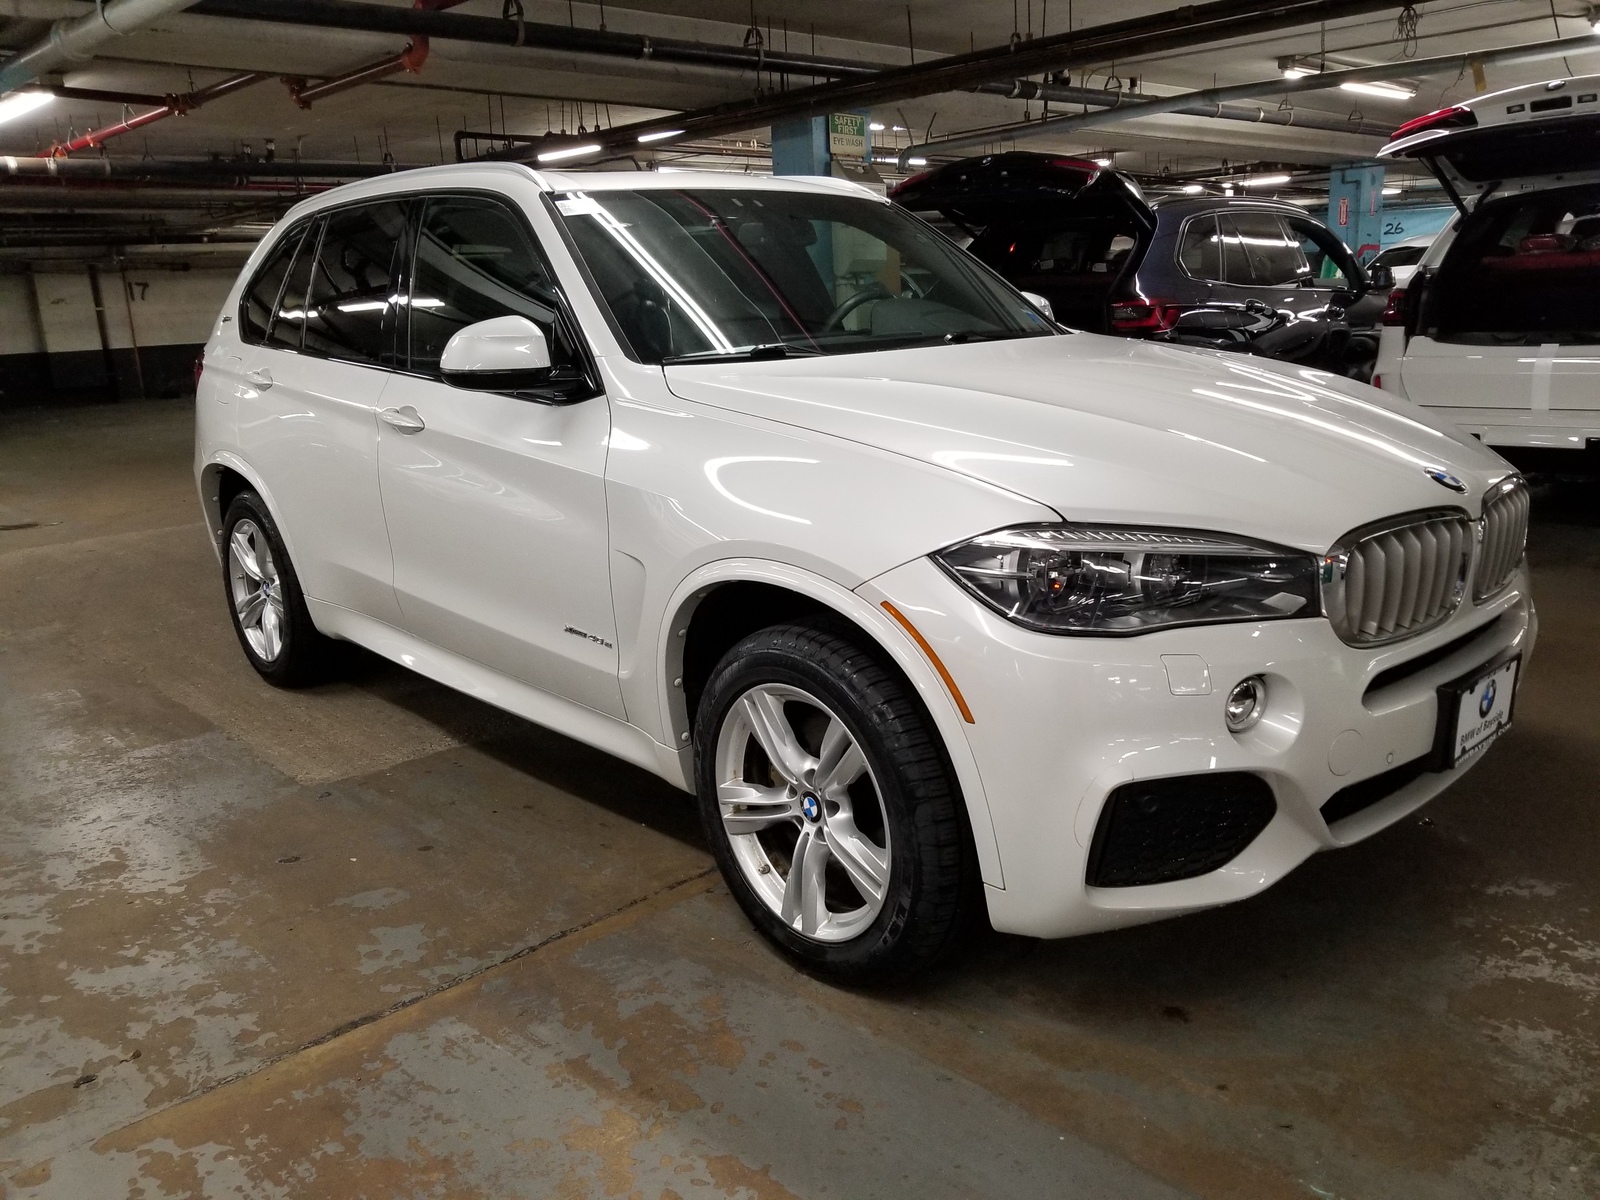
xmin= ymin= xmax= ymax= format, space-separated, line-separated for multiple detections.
xmin=1379 ymin=75 xmax=1600 ymax=210
xmin=889 ymin=152 xmax=1155 ymax=333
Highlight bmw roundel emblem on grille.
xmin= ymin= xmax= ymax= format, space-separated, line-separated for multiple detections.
xmin=801 ymin=793 xmax=821 ymax=822
xmin=1479 ymin=678 xmax=1497 ymax=718
xmin=1426 ymin=468 xmax=1468 ymax=493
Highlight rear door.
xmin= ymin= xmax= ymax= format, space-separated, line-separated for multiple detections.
xmin=1213 ymin=211 xmax=1323 ymax=314
xmin=236 ymin=202 xmax=406 ymax=625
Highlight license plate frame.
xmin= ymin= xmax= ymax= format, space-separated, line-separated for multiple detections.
xmin=1432 ymin=650 xmax=1521 ymax=769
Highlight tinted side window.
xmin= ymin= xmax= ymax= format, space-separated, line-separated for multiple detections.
xmin=268 ymin=217 xmax=320 ymax=352
xmin=241 ymin=224 xmax=306 ymax=344
xmin=304 ymin=202 xmax=406 ymax=364
xmin=1220 ymin=213 xmax=1309 ymax=286
xmin=407 ymin=197 xmax=574 ymax=373
xmin=1178 ymin=215 xmax=1222 ymax=281
xmin=1284 ymin=217 xmax=1350 ymax=287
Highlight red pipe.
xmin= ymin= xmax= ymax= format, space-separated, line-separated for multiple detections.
xmin=287 ymin=0 xmax=466 ymax=109
xmin=49 ymin=72 xmax=270 ymax=157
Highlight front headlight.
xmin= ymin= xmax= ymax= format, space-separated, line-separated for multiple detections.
xmin=932 ymin=525 xmax=1321 ymax=635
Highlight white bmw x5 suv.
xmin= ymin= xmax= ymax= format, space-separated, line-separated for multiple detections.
xmin=197 ymin=165 xmax=1535 ymax=981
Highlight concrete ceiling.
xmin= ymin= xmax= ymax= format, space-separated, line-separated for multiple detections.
xmin=0 ymin=0 xmax=1597 ymax=243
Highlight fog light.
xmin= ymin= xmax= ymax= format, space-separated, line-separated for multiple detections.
xmin=1225 ymin=676 xmax=1266 ymax=733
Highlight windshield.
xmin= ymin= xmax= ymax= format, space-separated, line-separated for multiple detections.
xmin=553 ymin=187 xmax=1056 ymax=363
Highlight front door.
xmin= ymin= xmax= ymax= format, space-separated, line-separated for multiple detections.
xmin=376 ymin=194 xmax=623 ymax=718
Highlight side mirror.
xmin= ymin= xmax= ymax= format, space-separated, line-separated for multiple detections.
xmin=1367 ymin=263 xmax=1394 ymax=291
xmin=1019 ymin=290 xmax=1054 ymax=322
xmin=439 ymin=315 xmax=553 ymax=390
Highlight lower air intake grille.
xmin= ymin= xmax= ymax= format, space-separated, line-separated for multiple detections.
xmin=1323 ymin=511 xmax=1471 ymax=646
xmin=1320 ymin=754 xmax=1432 ymax=826
xmin=1086 ymin=773 xmax=1277 ymax=888
xmin=1474 ymin=476 xmax=1530 ymax=601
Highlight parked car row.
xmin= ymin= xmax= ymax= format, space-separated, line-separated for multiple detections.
xmin=889 ymin=152 xmax=1383 ymax=378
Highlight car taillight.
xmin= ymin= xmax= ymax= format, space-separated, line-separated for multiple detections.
xmin=1108 ymin=300 xmax=1180 ymax=332
xmin=194 ymin=354 xmax=205 ymax=388
xmin=1381 ymin=288 xmax=1407 ymax=327
xmin=1390 ymin=104 xmax=1476 ymax=141
xmin=1371 ymin=374 xmax=1382 ymax=389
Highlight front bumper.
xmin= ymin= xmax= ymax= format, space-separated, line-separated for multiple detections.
xmin=858 ymin=556 xmax=1536 ymax=939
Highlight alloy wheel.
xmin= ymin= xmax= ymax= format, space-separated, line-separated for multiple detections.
xmin=714 ymin=683 xmax=892 ymax=943
xmin=227 ymin=518 xmax=286 ymax=662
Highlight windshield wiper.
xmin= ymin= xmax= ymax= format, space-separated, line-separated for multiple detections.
xmin=662 ymin=343 xmax=824 ymax=365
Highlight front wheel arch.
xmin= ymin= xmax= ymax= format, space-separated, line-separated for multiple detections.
xmin=658 ymin=561 xmax=1004 ymax=890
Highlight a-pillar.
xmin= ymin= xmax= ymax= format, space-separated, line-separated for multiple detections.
xmin=1327 ymin=162 xmax=1386 ymax=264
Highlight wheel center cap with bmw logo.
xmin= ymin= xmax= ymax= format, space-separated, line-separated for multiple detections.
xmin=1479 ymin=678 xmax=1497 ymax=718
xmin=800 ymin=793 xmax=821 ymax=822
xmin=1426 ymin=468 xmax=1468 ymax=493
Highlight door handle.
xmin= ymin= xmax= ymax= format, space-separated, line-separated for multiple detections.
xmin=378 ymin=405 xmax=426 ymax=433
xmin=244 ymin=367 xmax=273 ymax=389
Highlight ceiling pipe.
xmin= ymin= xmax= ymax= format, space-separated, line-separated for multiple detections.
xmin=982 ymin=78 xmax=1395 ymax=138
xmin=899 ymin=30 xmax=1600 ymax=164
xmin=129 ymin=0 xmax=1418 ymax=152
xmin=0 ymin=155 xmax=422 ymax=180
xmin=284 ymin=0 xmax=468 ymax=110
xmin=0 ymin=0 xmax=200 ymax=94
xmin=46 ymin=71 xmax=268 ymax=156
xmin=477 ymin=0 xmax=1422 ymax=162
xmin=187 ymin=0 xmax=879 ymax=82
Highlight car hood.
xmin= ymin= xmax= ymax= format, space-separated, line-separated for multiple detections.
xmin=662 ymin=333 xmax=1511 ymax=554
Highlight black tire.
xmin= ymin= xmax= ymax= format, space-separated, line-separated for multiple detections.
xmin=694 ymin=621 xmax=979 ymax=984
xmin=220 ymin=490 xmax=334 ymax=687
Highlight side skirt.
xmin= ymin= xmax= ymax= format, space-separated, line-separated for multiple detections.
xmin=307 ymin=599 xmax=690 ymax=790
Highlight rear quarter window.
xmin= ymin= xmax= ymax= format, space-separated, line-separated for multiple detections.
xmin=240 ymin=224 xmax=308 ymax=344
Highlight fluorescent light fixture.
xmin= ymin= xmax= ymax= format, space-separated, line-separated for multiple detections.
xmin=538 ymin=142 xmax=602 ymax=163
xmin=1182 ymin=183 xmax=1205 ymax=194
xmin=1282 ymin=66 xmax=1318 ymax=79
xmin=1340 ymin=80 xmax=1416 ymax=99
xmin=1382 ymin=185 xmax=1402 ymax=195
xmin=1243 ymin=173 xmax=1292 ymax=186
xmin=869 ymin=122 xmax=886 ymax=131
xmin=1093 ymin=156 xmax=1113 ymax=166
xmin=906 ymin=156 xmax=927 ymax=166
xmin=0 ymin=91 xmax=53 ymax=127
xmin=637 ymin=129 xmax=683 ymax=144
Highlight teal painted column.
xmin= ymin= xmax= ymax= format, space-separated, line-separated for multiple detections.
xmin=1327 ymin=163 xmax=1386 ymax=264
xmin=771 ymin=116 xmax=829 ymax=176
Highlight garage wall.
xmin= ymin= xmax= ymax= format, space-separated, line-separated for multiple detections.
xmin=0 ymin=266 xmax=238 ymax=407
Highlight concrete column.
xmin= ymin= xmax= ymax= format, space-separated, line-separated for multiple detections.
xmin=1327 ymin=162 xmax=1386 ymax=264
xmin=771 ymin=115 xmax=830 ymax=176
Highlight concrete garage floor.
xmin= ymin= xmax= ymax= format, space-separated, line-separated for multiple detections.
xmin=1 ymin=399 xmax=1596 ymax=1200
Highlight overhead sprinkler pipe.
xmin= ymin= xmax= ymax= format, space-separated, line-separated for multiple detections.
xmin=897 ymin=29 xmax=1600 ymax=165
xmin=47 ymin=71 xmax=268 ymax=156
xmin=285 ymin=0 xmax=468 ymax=110
xmin=0 ymin=0 xmax=200 ymax=95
